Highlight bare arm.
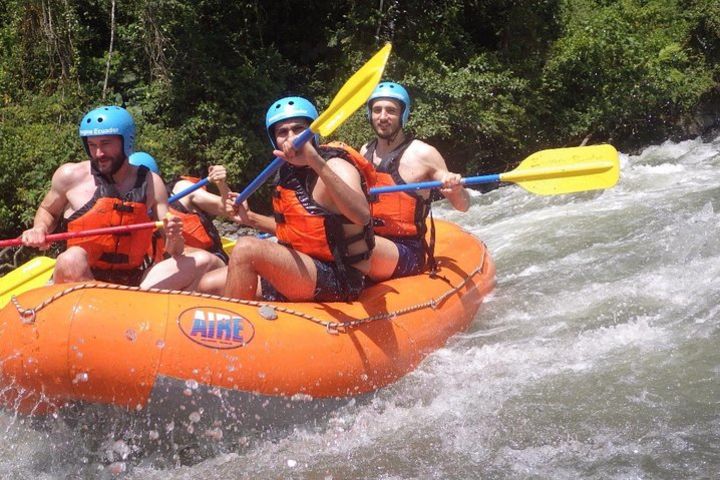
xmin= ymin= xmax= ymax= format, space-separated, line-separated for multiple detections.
xmin=22 ymin=163 xmax=74 ymax=248
xmin=225 ymin=195 xmax=276 ymax=233
xmin=311 ymin=156 xmax=371 ymax=225
xmin=149 ymin=172 xmax=184 ymax=256
xmin=275 ymin=138 xmax=370 ymax=225
xmin=420 ymin=143 xmax=471 ymax=212
xmin=185 ymin=188 xmax=226 ymax=217
xmin=182 ymin=165 xmax=231 ymax=218
xmin=245 ymin=210 xmax=277 ymax=233
xmin=209 ymin=165 xmax=231 ymax=214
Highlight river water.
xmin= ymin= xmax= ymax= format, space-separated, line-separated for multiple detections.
xmin=1 ymin=135 xmax=719 ymax=478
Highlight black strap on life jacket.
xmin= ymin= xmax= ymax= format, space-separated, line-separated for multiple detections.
xmin=58 ymin=167 xmax=153 ymax=271
xmin=64 ymin=166 xmax=150 ymax=225
xmin=276 ymin=161 xmax=374 ymax=302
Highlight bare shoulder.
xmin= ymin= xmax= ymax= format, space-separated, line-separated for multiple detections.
xmin=326 ymin=156 xmax=361 ymax=175
xmin=52 ymin=161 xmax=91 ymax=190
xmin=172 ymin=178 xmax=194 ymax=194
xmin=408 ymin=139 xmax=441 ymax=160
xmin=404 ymin=139 xmax=445 ymax=171
xmin=148 ymin=171 xmax=169 ymax=197
xmin=321 ymin=157 xmax=362 ymax=191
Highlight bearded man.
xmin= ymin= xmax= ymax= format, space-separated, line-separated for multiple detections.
xmin=21 ymin=105 xmax=217 ymax=289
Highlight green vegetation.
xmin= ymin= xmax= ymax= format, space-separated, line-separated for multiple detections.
xmin=1 ymin=0 xmax=718 ymax=251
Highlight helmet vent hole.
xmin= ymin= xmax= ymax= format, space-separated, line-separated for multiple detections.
xmin=97 ymin=118 xmax=103 ymax=123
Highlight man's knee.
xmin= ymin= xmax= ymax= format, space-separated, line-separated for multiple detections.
xmin=57 ymin=246 xmax=88 ymax=265
xmin=187 ymin=249 xmax=223 ymax=271
xmin=228 ymin=237 xmax=265 ymax=266
xmin=55 ymin=247 xmax=91 ymax=281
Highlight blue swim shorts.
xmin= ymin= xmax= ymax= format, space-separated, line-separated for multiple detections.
xmin=388 ymin=235 xmax=426 ymax=278
xmin=260 ymin=258 xmax=365 ymax=302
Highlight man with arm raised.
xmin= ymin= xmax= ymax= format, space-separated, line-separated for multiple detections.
xmin=201 ymin=97 xmax=375 ymax=301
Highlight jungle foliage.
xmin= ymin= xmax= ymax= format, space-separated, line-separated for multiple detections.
xmin=0 ymin=0 xmax=718 ymax=242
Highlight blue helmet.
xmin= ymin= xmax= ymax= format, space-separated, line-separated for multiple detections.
xmin=129 ymin=152 xmax=159 ymax=174
xmin=79 ymin=105 xmax=135 ymax=158
xmin=367 ymin=82 xmax=411 ymax=127
xmin=265 ymin=96 xmax=319 ymax=148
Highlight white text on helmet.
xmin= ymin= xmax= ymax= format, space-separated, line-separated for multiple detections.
xmin=80 ymin=127 xmax=121 ymax=136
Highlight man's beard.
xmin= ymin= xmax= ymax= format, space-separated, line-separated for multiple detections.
xmin=90 ymin=154 xmax=126 ymax=180
xmin=374 ymin=123 xmax=402 ymax=143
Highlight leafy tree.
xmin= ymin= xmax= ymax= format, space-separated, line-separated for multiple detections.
xmin=539 ymin=0 xmax=716 ymax=148
xmin=0 ymin=0 xmax=718 ymax=251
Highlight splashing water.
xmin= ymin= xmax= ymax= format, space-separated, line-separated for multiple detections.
xmin=1 ymin=136 xmax=719 ymax=478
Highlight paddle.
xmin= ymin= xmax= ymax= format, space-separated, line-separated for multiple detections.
xmin=168 ymin=179 xmax=210 ymax=203
xmin=0 ymin=224 xmax=161 ymax=308
xmin=0 ymin=167 xmax=222 ymax=251
xmin=235 ymin=42 xmax=392 ymax=205
xmin=369 ymin=144 xmax=620 ymax=196
xmin=0 ymin=233 xmax=238 ymax=308
xmin=0 ymin=221 xmax=164 ymax=249
xmin=0 ymin=256 xmax=56 ymax=308
xmin=0 ymin=166 xmax=232 ymax=305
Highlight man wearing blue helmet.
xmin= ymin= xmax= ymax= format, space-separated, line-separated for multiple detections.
xmin=21 ymin=106 xmax=218 ymax=289
xmin=361 ymin=81 xmax=470 ymax=281
xmin=199 ymin=96 xmax=375 ymax=301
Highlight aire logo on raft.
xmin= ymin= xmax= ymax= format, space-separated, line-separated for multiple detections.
xmin=178 ymin=307 xmax=255 ymax=349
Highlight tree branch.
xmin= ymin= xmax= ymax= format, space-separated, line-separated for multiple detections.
xmin=102 ymin=0 xmax=116 ymax=101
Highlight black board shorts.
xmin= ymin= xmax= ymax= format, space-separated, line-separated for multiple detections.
xmin=260 ymin=258 xmax=365 ymax=302
xmin=388 ymin=235 xmax=426 ymax=278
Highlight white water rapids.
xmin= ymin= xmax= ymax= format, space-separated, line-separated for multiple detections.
xmin=1 ymin=135 xmax=719 ymax=478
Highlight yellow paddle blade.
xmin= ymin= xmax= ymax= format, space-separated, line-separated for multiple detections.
xmin=500 ymin=144 xmax=620 ymax=195
xmin=0 ymin=256 xmax=56 ymax=308
xmin=221 ymin=236 xmax=236 ymax=256
xmin=311 ymin=43 xmax=392 ymax=137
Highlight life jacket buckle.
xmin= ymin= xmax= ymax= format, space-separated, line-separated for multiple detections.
xmin=113 ymin=203 xmax=134 ymax=213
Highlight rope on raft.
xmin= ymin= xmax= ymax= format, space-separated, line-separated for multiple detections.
xmin=11 ymin=248 xmax=487 ymax=333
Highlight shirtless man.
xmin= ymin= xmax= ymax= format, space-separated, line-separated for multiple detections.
xmin=21 ymin=105 xmax=217 ymax=290
xmin=361 ymin=82 xmax=470 ymax=281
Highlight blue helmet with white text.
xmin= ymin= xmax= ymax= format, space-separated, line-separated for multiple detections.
xmin=78 ymin=105 xmax=135 ymax=158
xmin=265 ymin=96 xmax=319 ymax=148
xmin=367 ymin=82 xmax=411 ymax=127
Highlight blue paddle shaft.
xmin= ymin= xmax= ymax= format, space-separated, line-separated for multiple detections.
xmin=369 ymin=174 xmax=501 ymax=195
xmin=168 ymin=177 xmax=210 ymax=204
xmin=235 ymin=128 xmax=315 ymax=205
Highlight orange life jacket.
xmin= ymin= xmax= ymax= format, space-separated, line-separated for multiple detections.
xmin=63 ymin=166 xmax=154 ymax=271
xmin=363 ymin=137 xmax=431 ymax=238
xmin=167 ymin=176 xmax=229 ymax=264
xmin=272 ymin=143 xmax=375 ymax=265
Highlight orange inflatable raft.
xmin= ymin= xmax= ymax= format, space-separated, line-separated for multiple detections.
xmin=0 ymin=220 xmax=495 ymax=428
